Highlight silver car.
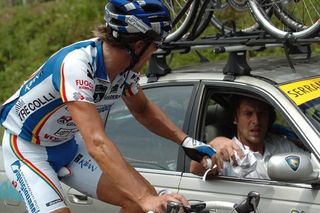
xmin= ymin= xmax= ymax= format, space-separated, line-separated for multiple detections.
xmin=1 ymin=53 xmax=320 ymax=212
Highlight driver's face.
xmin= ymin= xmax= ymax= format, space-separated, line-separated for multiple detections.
xmin=235 ymin=98 xmax=270 ymax=146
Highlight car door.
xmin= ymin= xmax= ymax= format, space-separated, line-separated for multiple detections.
xmin=179 ymin=79 xmax=320 ymax=213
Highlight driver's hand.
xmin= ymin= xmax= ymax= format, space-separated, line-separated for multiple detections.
xmin=208 ymin=137 xmax=244 ymax=171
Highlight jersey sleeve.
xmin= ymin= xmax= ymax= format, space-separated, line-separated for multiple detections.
xmin=123 ymin=70 xmax=140 ymax=97
xmin=59 ymin=54 xmax=95 ymax=104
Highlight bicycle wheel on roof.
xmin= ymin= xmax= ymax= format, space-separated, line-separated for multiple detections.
xmin=248 ymin=0 xmax=320 ymax=39
xmin=164 ymin=0 xmax=200 ymax=42
xmin=209 ymin=0 xmax=261 ymax=35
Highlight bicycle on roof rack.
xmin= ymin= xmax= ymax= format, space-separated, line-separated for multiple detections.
xmin=149 ymin=1 xmax=320 ymax=84
xmin=164 ymin=0 xmax=320 ymax=41
xmin=147 ymin=191 xmax=260 ymax=213
xmin=147 ymin=34 xmax=320 ymax=83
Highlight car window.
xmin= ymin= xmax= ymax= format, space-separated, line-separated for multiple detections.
xmin=106 ymin=85 xmax=193 ymax=171
xmin=200 ymin=91 xmax=309 ymax=179
xmin=202 ymin=93 xmax=235 ymax=142
xmin=203 ymin=92 xmax=307 ymax=148
xmin=300 ymin=98 xmax=320 ymax=133
xmin=278 ymin=77 xmax=320 ymax=133
xmin=270 ymin=112 xmax=304 ymax=147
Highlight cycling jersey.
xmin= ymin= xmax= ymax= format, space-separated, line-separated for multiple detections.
xmin=0 ymin=38 xmax=140 ymax=146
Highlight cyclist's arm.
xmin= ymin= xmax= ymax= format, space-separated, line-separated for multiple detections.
xmin=66 ymin=101 xmax=159 ymax=210
xmin=122 ymin=88 xmax=187 ymax=145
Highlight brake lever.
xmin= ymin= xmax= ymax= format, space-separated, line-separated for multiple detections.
xmin=234 ymin=191 xmax=260 ymax=213
xmin=249 ymin=191 xmax=260 ymax=213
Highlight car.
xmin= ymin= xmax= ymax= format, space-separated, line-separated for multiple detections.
xmin=1 ymin=49 xmax=320 ymax=213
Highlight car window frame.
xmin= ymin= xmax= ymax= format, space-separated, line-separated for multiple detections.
xmin=184 ymin=78 xmax=320 ymax=188
xmin=198 ymin=79 xmax=318 ymax=151
xmin=142 ymin=81 xmax=202 ymax=172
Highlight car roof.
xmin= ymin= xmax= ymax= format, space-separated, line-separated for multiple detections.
xmin=141 ymin=54 xmax=320 ymax=85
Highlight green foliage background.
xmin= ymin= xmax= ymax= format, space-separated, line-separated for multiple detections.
xmin=0 ymin=0 xmax=106 ymax=139
xmin=0 ymin=0 xmax=319 ymax=140
xmin=0 ymin=0 xmax=105 ymax=103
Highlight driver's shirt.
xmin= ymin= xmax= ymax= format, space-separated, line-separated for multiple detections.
xmin=0 ymin=38 xmax=140 ymax=146
xmin=220 ymin=134 xmax=308 ymax=179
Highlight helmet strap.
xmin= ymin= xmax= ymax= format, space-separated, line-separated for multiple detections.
xmin=125 ymin=41 xmax=152 ymax=71
xmin=125 ymin=44 xmax=139 ymax=70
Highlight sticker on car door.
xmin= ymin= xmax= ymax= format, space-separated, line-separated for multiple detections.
xmin=279 ymin=77 xmax=320 ymax=106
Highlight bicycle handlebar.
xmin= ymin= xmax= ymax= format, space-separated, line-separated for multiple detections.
xmin=148 ymin=191 xmax=260 ymax=213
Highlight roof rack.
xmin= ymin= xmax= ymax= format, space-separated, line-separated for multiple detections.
xmin=147 ymin=33 xmax=320 ymax=82
xmin=147 ymin=54 xmax=171 ymax=83
xmin=222 ymin=51 xmax=251 ymax=81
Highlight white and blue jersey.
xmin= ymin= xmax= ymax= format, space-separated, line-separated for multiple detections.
xmin=0 ymin=38 xmax=140 ymax=146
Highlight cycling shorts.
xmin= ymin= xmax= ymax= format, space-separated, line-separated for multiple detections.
xmin=2 ymin=129 xmax=103 ymax=213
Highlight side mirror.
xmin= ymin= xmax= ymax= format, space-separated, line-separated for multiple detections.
xmin=267 ymin=152 xmax=319 ymax=183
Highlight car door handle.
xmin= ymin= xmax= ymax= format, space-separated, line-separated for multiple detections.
xmin=67 ymin=189 xmax=93 ymax=205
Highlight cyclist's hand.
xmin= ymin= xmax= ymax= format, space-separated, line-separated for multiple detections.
xmin=181 ymin=136 xmax=216 ymax=164
xmin=208 ymin=137 xmax=244 ymax=171
xmin=143 ymin=193 xmax=189 ymax=213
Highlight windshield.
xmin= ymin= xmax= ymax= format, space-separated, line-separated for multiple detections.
xmin=279 ymin=77 xmax=320 ymax=133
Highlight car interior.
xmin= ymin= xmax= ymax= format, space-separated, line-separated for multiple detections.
xmin=201 ymin=92 xmax=235 ymax=143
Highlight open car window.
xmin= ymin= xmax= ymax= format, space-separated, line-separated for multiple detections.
xmin=201 ymin=91 xmax=310 ymax=179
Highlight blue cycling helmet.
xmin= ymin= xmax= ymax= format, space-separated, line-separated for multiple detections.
xmin=104 ymin=0 xmax=172 ymax=41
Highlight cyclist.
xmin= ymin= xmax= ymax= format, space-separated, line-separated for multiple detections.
xmin=0 ymin=1 xmax=216 ymax=212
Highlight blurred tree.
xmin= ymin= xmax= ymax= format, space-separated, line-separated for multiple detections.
xmin=4 ymin=0 xmax=53 ymax=6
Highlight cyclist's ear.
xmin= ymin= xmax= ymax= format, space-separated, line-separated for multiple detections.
xmin=132 ymin=40 xmax=145 ymax=51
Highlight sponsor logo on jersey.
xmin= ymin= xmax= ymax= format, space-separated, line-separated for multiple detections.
xmin=24 ymin=70 xmax=44 ymax=92
xmin=75 ymin=79 xmax=94 ymax=91
xmin=110 ymin=84 xmax=119 ymax=93
xmin=102 ymin=83 xmax=122 ymax=100
xmin=94 ymin=84 xmax=108 ymax=102
xmin=57 ymin=116 xmax=73 ymax=125
xmin=73 ymin=92 xmax=85 ymax=101
xmin=73 ymin=154 xmax=98 ymax=172
xmin=12 ymin=180 xmax=18 ymax=188
xmin=45 ymin=198 xmax=63 ymax=207
xmin=54 ymin=128 xmax=78 ymax=137
xmin=87 ymin=62 xmax=94 ymax=80
xmin=44 ymin=134 xmax=65 ymax=142
xmin=11 ymin=160 xmax=40 ymax=213
xmin=104 ymin=94 xmax=121 ymax=100
xmin=96 ymin=105 xmax=111 ymax=113
xmin=16 ymin=93 xmax=56 ymax=122
xmin=74 ymin=154 xmax=83 ymax=163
